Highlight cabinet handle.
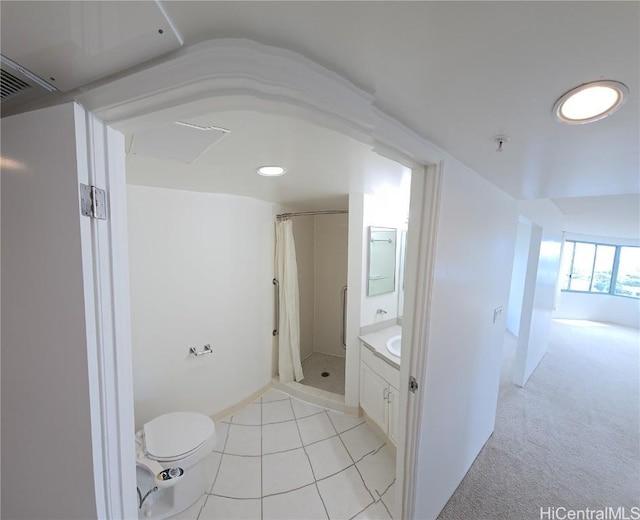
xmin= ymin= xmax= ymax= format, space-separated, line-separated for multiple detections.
xmin=383 ymin=388 xmax=388 ymax=401
xmin=387 ymin=391 xmax=392 ymax=404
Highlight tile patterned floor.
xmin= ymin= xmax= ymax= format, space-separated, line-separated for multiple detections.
xmin=173 ymin=389 xmax=395 ymax=520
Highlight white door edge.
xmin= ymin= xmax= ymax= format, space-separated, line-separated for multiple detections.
xmin=398 ymin=162 xmax=443 ymax=520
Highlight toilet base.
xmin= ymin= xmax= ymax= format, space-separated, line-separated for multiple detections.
xmin=136 ymin=453 xmax=217 ymax=519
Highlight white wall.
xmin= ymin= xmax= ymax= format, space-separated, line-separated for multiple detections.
xmin=1 ymin=104 xmax=98 ymax=519
xmin=345 ymin=194 xmax=365 ymax=407
xmin=511 ymin=221 xmax=543 ymax=386
xmin=506 ymin=219 xmax=532 ymax=335
xmin=554 ymin=292 xmax=639 ymax=329
xmin=414 ymin=159 xmax=518 ymax=520
xmin=513 ymin=200 xmax=564 ymax=386
xmin=314 ymin=214 xmax=349 ymax=357
xmin=127 ymin=185 xmax=274 ymax=428
xmin=293 ymin=214 xmax=348 ymax=359
xmin=553 ymin=232 xmax=640 ymax=329
xmin=0 ymin=117 xmax=2 ymax=515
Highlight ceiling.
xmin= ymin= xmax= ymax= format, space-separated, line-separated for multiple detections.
xmin=126 ymin=110 xmax=411 ymax=211
xmin=1 ymin=1 xmax=638 ymax=228
xmin=552 ymin=194 xmax=640 ymax=240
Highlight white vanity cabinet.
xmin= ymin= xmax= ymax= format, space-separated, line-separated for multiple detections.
xmin=360 ymin=344 xmax=400 ymax=446
xmin=387 ymin=385 xmax=399 ymax=446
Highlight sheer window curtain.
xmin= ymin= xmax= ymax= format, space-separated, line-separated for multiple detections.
xmin=275 ymin=219 xmax=304 ymax=383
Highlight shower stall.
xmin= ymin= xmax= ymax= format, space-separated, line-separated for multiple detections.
xmin=275 ymin=210 xmax=349 ymax=395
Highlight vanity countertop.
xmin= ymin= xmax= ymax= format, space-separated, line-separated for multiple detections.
xmin=359 ymin=325 xmax=401 ymax=369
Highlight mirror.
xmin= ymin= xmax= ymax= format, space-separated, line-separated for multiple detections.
xmin=367 ymin=227 xmax=397 ymax=296
xmin=397 ymin=230 xmax=407 ymax=317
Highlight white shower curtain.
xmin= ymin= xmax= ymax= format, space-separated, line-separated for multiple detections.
xmin=275 ymin=219 xmax=304 ymax=383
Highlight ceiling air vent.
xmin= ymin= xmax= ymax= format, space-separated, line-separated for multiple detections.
xmin=1 ymin=68 xmax=31 ymax=100
xmin=0 ymin=54 xmax=57 ymax=112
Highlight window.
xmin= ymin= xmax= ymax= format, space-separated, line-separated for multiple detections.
xmin=614 ymin=247 xmax=640 ymax=298
xmin=561 ymin=241 xmax=640 ymax=299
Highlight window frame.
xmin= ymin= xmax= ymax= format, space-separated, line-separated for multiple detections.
xmin=561 ymin=240 xmax=640 ymax=300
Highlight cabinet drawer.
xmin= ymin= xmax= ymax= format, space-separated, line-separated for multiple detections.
xmin=360 ymin=344 xmax=400 ymax=390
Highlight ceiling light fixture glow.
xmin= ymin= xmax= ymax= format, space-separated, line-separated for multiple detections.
xmin=257 ymin=165 xmax=286 ymax=177
xmin=553 ymin=80 xmax=628 ymax=124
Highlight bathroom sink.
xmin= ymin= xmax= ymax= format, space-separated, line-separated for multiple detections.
xmin=386 ymin=335 xmax=401 ymax=357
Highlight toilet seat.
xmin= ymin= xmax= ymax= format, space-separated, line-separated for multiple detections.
xmin=143 ymin=412 xmax=214 ymax=462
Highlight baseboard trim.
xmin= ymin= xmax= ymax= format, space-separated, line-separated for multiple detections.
xmin=272 ymin=377 xmax=360 ymax=415
xmin=211 ymin=383 xmax=271 ymax=422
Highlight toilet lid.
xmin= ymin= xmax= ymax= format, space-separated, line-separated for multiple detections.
xmin=144 ymin=412 xmax=214 ymax=461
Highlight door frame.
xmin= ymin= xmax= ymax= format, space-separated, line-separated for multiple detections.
xmin=80 ymin=38 xmax=445 ymax=518
xmin=81 ymin=107 xmax=139 ymax=519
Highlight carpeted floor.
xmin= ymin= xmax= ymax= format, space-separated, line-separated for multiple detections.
xmin=438 ymin=319 xmax=640 ymax=520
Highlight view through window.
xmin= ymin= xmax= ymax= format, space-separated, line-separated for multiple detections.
xmin=560 ymin=241 xmax=640 ymax=299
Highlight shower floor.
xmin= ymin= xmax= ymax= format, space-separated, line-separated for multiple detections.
xmin=301 ymin=352 xmax=345 ymax=395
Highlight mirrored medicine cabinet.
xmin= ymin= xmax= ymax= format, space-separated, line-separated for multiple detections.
xmin=367 ymin=226 xmax=397 ymax=296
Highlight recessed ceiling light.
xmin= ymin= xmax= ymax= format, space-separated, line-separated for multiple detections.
xmin=553 ymin=80 xmax=629 ymax=124
xmin=257 ymin=166 xmax=286 ymax=177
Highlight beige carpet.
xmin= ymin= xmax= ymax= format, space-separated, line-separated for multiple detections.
xmin=438 ymin=319 xmax=640 ymax=520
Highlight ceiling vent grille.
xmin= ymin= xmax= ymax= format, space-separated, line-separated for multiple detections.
xmin=1 ymin=68 xmax=31 ymax=99
xmin=0 ymin=55 xmax=57 ymax=113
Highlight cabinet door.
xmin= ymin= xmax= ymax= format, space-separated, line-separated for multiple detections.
xmin=387 ymin=385 xmax=400 ymax=446
xmin=361 ymin=363 xmax=389 ymax=431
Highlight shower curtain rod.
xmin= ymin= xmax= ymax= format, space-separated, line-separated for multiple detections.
xmin=276 ymin=210 xmax=349 ymax=220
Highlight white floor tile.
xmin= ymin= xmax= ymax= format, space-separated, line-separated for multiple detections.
xmin=204 ymin=452 xmax=223 ymax=492
xmin=262 ymin=399 xmax=295 ymax=424
xmin=230 ymin=403 xmax=262 ymax=426
xmin=340 ymin=423 xmax=385 ymax=462
xmin=263 ymin=483 xmax=328 ymax=520
xmin=224 ymin=424 xmax=261 ymax=456
xmin=297 ymin=413 xmax=337 ymax=446
xmin=199 ymin=495 xmax=261 ymax=520
xmin=211 ymin=454 xmax=261 ymax=499
xmin=262 ymin=447 xmax=314 ymax=496
xmin=262 ymin=420 xmax=302 ymax=454
xmin=356 ymin=446 xmax=396 ymax=498
xmin=291 ymin=398 xmax=325 ymax=419
xmin=305 ymin=436 xmax=353 ymax=480
xmin=327 ymin=410 xmax=365 ymax=434
xmin=167 ymin=493 xmax=206 ymax=520
xmin=352 ymin=500 xmax=392 ymax=520
xmin=317 ymin=466 xmax=374 ymax=520
xmin=213 ymin=422 xmax=230 ymax=452
xmin=381 ymin=482 xmax=395 ymax=515
xmin=262 ymin=389 xmax=290 ymax=402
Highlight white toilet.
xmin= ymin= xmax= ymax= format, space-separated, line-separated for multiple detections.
xmin=135 ymin=412 xmax=217 ymax=519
